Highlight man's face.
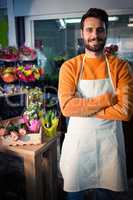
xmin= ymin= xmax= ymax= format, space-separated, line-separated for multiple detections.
xmin=81 ymin=17 xmax=107 ymax=53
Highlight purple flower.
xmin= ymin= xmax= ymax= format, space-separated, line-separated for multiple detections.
xmin=28 ymin=119 xmax=41 ymax=133
xmin=24 ymin=65 xmax=32 ymax=70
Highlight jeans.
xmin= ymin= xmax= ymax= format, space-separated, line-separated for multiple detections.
xmin=67 ymin=191 xmax=84 ymax=200
xmin=95 ymin=189 xmax=113 ymax=200
xmin=67 ymin=188 xmax=114 ymax=200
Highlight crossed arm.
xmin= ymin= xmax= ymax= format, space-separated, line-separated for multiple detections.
xmin=58 ymin=61 xmax=133 ymax=121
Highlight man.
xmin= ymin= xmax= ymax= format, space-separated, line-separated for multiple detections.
xmin=58 ymin=8 xmax=133 ymax=200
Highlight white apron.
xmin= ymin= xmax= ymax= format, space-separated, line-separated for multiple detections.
xmin=60 ymin=55 xmax=128 ymax=192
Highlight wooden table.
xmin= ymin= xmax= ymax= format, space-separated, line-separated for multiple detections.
xmin=0 ymin=134 xmax=60 ymax=200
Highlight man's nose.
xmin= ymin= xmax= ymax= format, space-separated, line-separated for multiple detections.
xmin=92 ymin=29 xmax=98 ymax=37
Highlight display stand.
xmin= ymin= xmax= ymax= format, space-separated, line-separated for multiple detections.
xmin=0 ymin=47 xmax=60 ymax=199
xmin=0 ymin=133 xmax=60 ymax=200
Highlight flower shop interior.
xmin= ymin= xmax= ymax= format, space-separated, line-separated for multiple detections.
xmin=0 ymin=0 xmax=133 ymax=200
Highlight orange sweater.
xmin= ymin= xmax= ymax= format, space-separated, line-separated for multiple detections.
xmin=58 ymin=53 xmax=133 ymax=121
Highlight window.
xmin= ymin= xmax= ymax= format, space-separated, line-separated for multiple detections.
xmin=107 ymin=14 xmax=133 ymax=62
xmin=31 ymin=14 xmax=133 ymax=80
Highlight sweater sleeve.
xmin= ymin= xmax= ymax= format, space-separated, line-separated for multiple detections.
xmin=58 ymin=60 xmax=114 ymax=117
xmin=96 ymin=61 xmax=133 ymax=121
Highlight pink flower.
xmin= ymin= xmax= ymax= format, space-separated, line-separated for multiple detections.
xmin=20 ymin=115 xmax=29 ymax=124
xmin=18 ymin=73 xmax=27 ymax=81
xmin=27 ymin=119 xmax=41 ymax=133
xmin=27 ymin=74 xmax=36 ymax=82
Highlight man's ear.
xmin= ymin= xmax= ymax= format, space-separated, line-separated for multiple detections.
xmin=80 ymin=30 xmax=83 ymax=38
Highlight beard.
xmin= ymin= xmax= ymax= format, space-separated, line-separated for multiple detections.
xmin=84 ymin=38 xmax=106 ymax=53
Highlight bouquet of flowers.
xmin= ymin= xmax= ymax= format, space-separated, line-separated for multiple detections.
xmin=28 ymin=87 xmax=43 ymax=105
xmin=19 ymin=45 xmax=37 ymax=61
xmin=104 ymin=44 xmax=118 ymax=55
xmin=0 ymin=46 xmax=19 ymax=61
xmin=16 ymin=64 xmax=42 ymax=82
xmin=0 ymin=67 xmax=17 ymax=83
xmin=21 ymin=102 xmax=42 ymax=133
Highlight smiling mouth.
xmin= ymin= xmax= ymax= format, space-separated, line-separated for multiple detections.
xmin=90 ymin=41 xmax=100 ymax=46
xmin=89 ymin=38 xmax=103 ymax=42
xmin=90 ymin=40 xmax=103 ymax=46
xmin=91 ymin=40 xmax=98 ymax=43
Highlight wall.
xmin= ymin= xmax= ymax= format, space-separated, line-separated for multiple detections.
xmin=14 ymin=0 xmax=133 ymax=17
xmin=0 ymin=0 xmax=6 ymax=8
xmin=7 ymin=0 xmax=133 ymax=47
xmin=7 ymin=0 xmax=17 ymax=46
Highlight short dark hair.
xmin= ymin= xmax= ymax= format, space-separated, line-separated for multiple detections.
xmin=80 ymin=8 xmax=109 ymax=31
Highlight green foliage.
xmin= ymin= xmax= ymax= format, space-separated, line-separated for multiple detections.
xmin=0 ymin=16 xmax=8 ymax=47
xmin=45 ymin=110 xmax=56 ymax=128
xmin=6 ymin=124 xmax=18 ymax=132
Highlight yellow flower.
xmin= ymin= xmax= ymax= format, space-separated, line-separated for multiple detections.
xmin=34 ymin=72 xmax=40 ymax=79
xmin=24 ymin=70 xmax=32 ymax=76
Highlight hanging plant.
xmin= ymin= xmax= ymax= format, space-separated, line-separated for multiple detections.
xmin=19 ymin=45 xmax=37 ymax=61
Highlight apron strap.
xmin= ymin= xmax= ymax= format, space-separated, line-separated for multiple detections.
xmin=79 ymin=55 xmax=85 ymax=79
xmin=105 ymin=55 xmax=116 ymax=92
xmin=78 ymin=54 xmax=116 ymax=93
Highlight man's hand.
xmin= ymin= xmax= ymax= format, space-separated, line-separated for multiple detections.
xmin=105 ymin=92 xmax=117 ymax=106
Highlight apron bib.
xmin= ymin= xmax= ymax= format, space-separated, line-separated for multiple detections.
xmin=60 ymin=55 xmax=128 ymax=192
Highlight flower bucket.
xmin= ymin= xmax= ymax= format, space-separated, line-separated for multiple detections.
xmin=41 ymin=118 xmax=59 ymax=137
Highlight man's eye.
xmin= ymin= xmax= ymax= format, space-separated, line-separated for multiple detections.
xmin=86 ymin=28 xmax=93 ymax=33
xmin=97 ymin=28 xmax=105 ymax=33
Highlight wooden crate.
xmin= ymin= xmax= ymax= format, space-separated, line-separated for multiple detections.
xmin=0 ymin=134 xmax=60 ymax=200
